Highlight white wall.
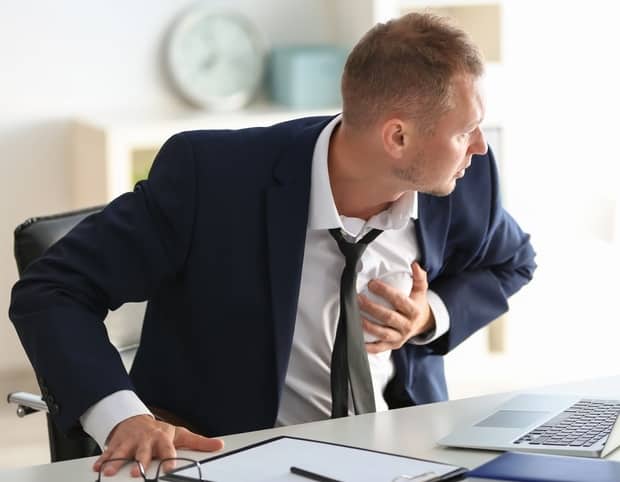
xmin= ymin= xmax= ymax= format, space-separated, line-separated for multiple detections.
xmin=0 ymin=0 xmax=334 ymax=377
xmin=445 ymin=0 xmax=620 ymax=397
xmin=502 ymin=0 xmax=620 ymax=359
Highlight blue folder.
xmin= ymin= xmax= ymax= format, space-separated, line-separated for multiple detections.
xmin=467 ymin=451 xmax=620 ymax=482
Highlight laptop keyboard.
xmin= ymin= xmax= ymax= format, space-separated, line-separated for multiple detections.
xmin=513 ymin=399 xmax=620 ymax=448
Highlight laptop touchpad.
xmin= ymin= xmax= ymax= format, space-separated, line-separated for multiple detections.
xmin=475 ymin=410 xmax=551 ymax=428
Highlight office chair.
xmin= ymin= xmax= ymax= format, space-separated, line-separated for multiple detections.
xmin=7 ymin=206 xmax=145 ymax=462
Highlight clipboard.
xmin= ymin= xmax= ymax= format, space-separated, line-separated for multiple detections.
xmin=162 ymin=436 xmax=467 ymax=482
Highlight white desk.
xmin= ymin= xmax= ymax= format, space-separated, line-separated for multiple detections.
xmin=2 ymin=375 xmax=619 ymax=481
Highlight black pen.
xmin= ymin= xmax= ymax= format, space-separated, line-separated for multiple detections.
xmin=290 ymin=466 xmax=343 ymax=482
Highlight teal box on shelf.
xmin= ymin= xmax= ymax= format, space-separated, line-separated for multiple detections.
xmin=268 ymin=46 xmax=348 ymax=109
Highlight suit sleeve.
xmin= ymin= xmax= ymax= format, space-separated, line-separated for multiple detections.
xmin=427 ymin=147 xmax=537 ymax=355
xmin=9 ymin=132 xmax=198 ymax=435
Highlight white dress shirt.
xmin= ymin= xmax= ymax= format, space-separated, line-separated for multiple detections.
xmin=275 ymin=115 xmax=449 ymax=425
xmin=80 ymin=115 xmax=449 ymax=448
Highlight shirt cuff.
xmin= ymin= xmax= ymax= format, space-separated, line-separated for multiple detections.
xmin=79 ymin=390 xmax=152 ymax=449
xmin=409 ymin=289 xmax=450 ymax=345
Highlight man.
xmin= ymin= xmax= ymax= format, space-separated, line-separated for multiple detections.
xmin=10 ymin=12 xmax=535 ymax=477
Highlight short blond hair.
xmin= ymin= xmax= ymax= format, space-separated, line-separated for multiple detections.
xmin=341 ymin=12 xmax=484 ymax=131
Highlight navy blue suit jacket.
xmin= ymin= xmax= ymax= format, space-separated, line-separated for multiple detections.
xmin=10 ymin=116 xmax=536 ymax=438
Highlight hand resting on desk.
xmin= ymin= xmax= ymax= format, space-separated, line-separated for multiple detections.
xmin=359 ymin=262 xmax=435 ymax=354
xmin=93 ymin=414 xmax=224 ymax=477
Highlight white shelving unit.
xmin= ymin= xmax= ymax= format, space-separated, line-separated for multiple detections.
xmin=71 ymin=105 xmax=338 ymax=207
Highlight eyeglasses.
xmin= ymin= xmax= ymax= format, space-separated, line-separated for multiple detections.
xmin=96 ymin=457 xmax=204 ymax=481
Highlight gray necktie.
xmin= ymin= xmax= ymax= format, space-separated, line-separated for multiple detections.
xmin=329 ymin=227 xmax=383 ymax=418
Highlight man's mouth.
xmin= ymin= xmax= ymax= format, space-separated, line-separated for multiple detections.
xmin=456 ymin=161 xmax=472 ymax=178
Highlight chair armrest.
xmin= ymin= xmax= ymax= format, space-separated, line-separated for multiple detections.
xmin=7 ymin=391 xmax=49 ymax=416
xmin=6 ymin=345 xmax=138 ymax=416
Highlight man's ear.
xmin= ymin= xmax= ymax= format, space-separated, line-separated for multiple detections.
xmin=381 ymin=119 xmax=408 ymax=159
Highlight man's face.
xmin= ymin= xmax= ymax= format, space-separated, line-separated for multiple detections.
xmin=393 ymin=75 xmax=488 ymax=196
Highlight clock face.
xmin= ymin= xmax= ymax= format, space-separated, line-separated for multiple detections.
xmin=167 ymin=8 xmax=265 ymax=110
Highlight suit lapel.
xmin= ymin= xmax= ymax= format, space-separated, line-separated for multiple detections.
xmin=389 ymin=193 xmax=451 ymax=405
xmin=266 ymin=117 xmax=334 ymax=389
xmin=415 ymin=193 xmax=451 ymax=280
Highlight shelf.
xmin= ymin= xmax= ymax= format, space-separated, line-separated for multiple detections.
xmin=71 ymin=104 xmax=339 ymax=208
xmin=73 ymin=103 xmax=340 ymax=149
xmin=398 ymin=1 xmax=502 ymax=62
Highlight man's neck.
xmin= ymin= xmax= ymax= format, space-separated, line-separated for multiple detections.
xmin=328 ymin=122 xmax=404 ymax=221
xmin=330 ymin=184 xmax=396 ymax=220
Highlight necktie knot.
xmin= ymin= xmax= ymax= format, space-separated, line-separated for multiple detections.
xmin=328 ymin=228 xmax=383 ymax=261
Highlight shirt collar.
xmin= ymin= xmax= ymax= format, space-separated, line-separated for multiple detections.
xmin=308 ymin=115 xmax=418 ymax=236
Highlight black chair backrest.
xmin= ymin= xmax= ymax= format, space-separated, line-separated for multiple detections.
xmin=13 ymin=205 xmax=104 ymax=462
xmin=14 ymin=206 xmax=103 ymax=276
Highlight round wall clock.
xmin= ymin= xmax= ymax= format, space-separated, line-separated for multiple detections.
xmin=165 ymin=6 xmax=265 ymax=110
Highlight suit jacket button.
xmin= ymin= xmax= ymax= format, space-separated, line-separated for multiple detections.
xmin=49 ymin=403 xmax=60 ymax=415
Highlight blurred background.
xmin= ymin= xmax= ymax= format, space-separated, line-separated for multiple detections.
xmin=1 ymin=0 xmax=619 ymax=469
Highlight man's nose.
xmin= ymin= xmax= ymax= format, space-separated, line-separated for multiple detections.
xmin=469 ymin=127 xmax=487 ymax=156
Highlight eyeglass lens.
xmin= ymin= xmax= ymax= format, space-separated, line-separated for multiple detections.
xmin=97 ymin=457 xmax=203 ymax=481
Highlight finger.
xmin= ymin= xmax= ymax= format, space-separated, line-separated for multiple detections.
xmin=359 ymin=294 xmax=408 ymax=331
xmin=367 ymin=279 xmax=401 ymax=303
xmin=410 ymin=262 xmax=428 ymax=294
xmin=173 ymin=427 xmax=225 ymax=452
xmin=362 ymin=319 xmax=400 ymax=343
xmin=366 ymin=280 xmax=415 ymax=316
xmin=96 ymin=446 xmax=136 ymax=476
xmin=157 ymin=457 xmax=178 ymax=476
xmin=132 ymin=443 xmax=153 ymax=477
xmin=94 ymin=444 xmax=130 ymax=471
xmin=153 ymin=438 xmax=178 ymax=474
xmin=364 ymin=315 xmax=429 ymax=346
xmin=93 ymin=447 xmax=113 ymax=471
xmin=366 ymin=340 xmax=394 ymax=354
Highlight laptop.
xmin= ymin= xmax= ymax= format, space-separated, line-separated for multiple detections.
xmin=438 ymin=393 xmax=620 ymax=458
